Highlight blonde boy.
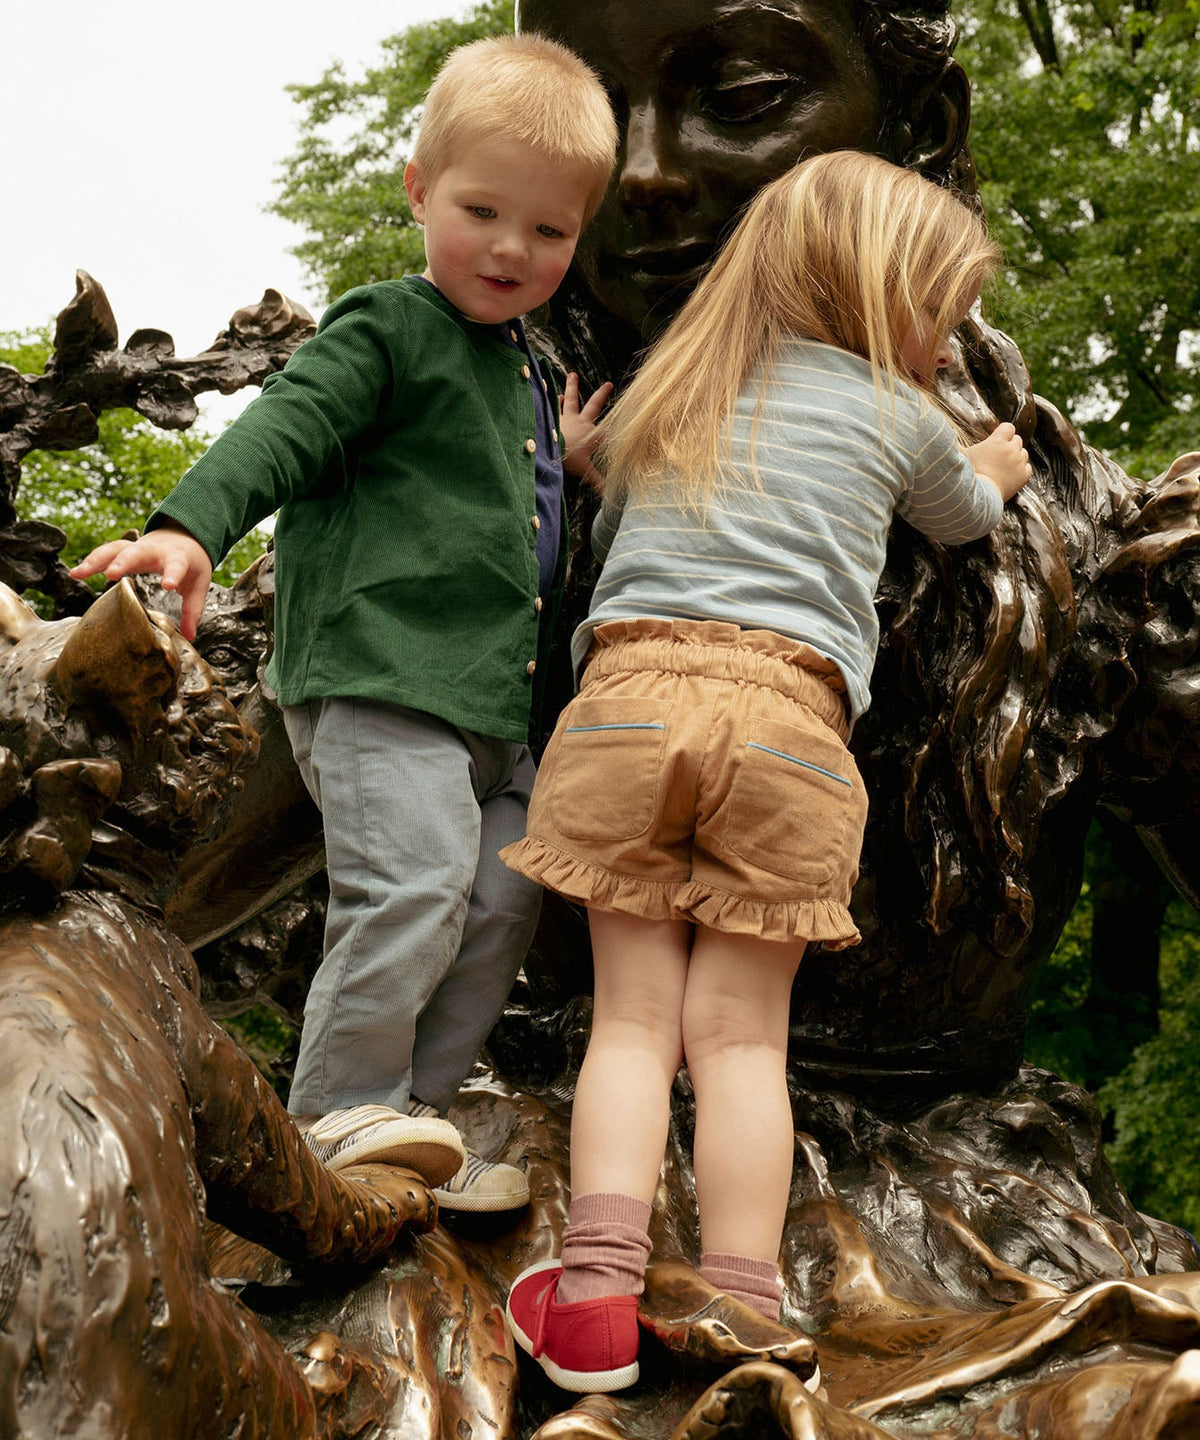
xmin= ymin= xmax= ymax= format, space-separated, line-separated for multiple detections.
xmin=73 ymin=35 xmax=618 ymax=1211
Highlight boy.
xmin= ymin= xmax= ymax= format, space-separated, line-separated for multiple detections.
xmin=72 ymin=33 xmax=618 ymax=1213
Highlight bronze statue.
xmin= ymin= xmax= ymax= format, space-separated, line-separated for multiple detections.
xmin=2 ymin=0 xmax=1200 ymax=1428
xmin=0 ymin=577 xmax=456 ymax=1437
xmin=513 ymin=0 xmax=1200 ymax=1102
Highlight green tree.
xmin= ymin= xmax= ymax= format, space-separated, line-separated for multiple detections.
xmin=1100 ymin=900 xmax=1200 ymax=1234
xmin=1 ymin=331 xmax=263 ymax=593
xmin=269 ymin=0 xmax=514 ymax=303
xmin=956 ymin=0 xmax=1200 ymax=481
xmin=1026 ymin=818 xmax=1200 ymax=1233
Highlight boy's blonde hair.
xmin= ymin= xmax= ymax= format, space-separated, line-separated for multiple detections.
xmin=600 ymin=151 xmax=1003 ymax=508
xmin=411 ymin=34 xmax=617 ymax=223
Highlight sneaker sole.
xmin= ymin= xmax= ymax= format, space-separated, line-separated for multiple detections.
xmin=324 ymin=1134 xmax=465 ymax=1185
xmin=506 ymin=1260 xmax=640 ymax=1393
xmin=311 ymin=1115 xmax=466 ymax=1186
xmin=435 ymin=1180 xmax=531 ymax=1213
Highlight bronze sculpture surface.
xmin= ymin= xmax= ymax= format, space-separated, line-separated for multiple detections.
xmin=2 ymin=0 xmax=1200 ymax=1430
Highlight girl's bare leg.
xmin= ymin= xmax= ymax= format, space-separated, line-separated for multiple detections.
xmin=570 ymin=909 xmax=691 ymax=1202
xmin=682 ymin=927 xmax=806 ymax=1260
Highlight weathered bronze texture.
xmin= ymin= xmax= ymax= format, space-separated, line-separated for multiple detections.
xmin=0 ymin=581 xmax=436 ymax=1437
xmin=0 ymin=271 xmax=314 ymax=613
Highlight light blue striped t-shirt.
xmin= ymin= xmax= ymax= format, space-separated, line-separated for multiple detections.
xmin=574 ymin=338 xmax=1003 ymax=721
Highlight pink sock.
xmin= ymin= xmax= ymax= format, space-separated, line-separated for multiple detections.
xmin=556 ymin=1192 xmax=652 ymax=1304
xmin=699 ymin=1251 xmax=783 ymax=1321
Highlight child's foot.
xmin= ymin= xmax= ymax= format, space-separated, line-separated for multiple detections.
xmin=408 ymin=1100 xmax=530 ymax=1213
xmin=506 ymin=1259 xmax=640 ymax=1393
xmin=639 ymin=1259 xmax=821 ymax=1391
xmin=301 ymin=1104 xmax=465 ymax=1186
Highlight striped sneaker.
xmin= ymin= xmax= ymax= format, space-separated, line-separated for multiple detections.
xmin=302 ymin=1103 xmax=465 ymax=1186
xmin=408 ymin=1100 xmax=531 ymax=1213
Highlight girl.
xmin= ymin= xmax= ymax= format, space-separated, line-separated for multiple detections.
xmin=501 ymin=151 xmax=1031 ymax=1393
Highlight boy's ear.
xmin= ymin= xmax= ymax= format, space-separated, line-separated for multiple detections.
xmin=404 ymin=160 xmax=428 ymax=225
xmin=892 ymin=61 xmax=971 ymax=177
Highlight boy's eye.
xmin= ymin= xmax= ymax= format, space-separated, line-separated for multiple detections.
xmin=468 ymin=205 xmax=495 ymax=219
xmin=537 ymin=223 xmax=564 ymax=238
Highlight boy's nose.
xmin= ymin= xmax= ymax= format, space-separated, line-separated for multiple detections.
xmin=933 ymin=338 xmax=954 ymax=371
xmin=491 ymin=227 xmax=529 ymax=262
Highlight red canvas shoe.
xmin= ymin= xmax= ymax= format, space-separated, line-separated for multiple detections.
xmin=506 ymin=1260 xmax=640 ymax=1393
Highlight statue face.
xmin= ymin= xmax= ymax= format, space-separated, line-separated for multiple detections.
xmin=519 ymin=0 xmax=885 ymax=339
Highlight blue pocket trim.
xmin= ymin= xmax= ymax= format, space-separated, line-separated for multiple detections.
xmin=746 ymin=741 xmax=852 ymax=787
xmin=565 ymin=723 xmax=666 ymax=733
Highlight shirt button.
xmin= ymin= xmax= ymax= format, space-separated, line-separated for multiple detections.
xmin=551 ymin=429 xmax=558 ymax=443
xmin=522 ymin=364 xmax=531 ymax=379
xmin=541 ymin=378 xmax=549 ymax=391
xmin=531 ymin=515 xmax=541 ymax=531
xmin=509 ymin=328 xmax=519 ymax=343
xmin=524 ymin=438 xmax=536 ymax=454
xmin=526 ymin=660 xmax=537 ymax=676
xmin=534 ymin=596 xmax=544 ymax=612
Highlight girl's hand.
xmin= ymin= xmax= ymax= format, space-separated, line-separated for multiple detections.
xmin=966 ymin=422 xmax=1033 ymax=502
xmin=70 ymin=523 xmax=213 ymax=641
xmin=559 ymin=373 xmax=613 ymax=493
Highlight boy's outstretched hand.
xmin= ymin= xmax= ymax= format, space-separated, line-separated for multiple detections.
xmin=559 ymin=372 xmax=613 ymax=492
xmin=70 ymin=523 xmax=213 ymax=641
xmin=966 ymin=422 xmax=1033 ymax=502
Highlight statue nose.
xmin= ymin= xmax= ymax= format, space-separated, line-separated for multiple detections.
xmin=619 ymin=102 xmax=696 ymax=209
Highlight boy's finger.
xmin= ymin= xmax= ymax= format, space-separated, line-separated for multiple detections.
xmin=69 ymin=538 xmax=132 ymax=578
xmin=178 ymin=573 xmax=210 ymax=643
xmin=580 ymin=381 xmax=614 ymax=419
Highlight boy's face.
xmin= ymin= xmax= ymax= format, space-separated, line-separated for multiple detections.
xmin=405 ymin=137 xmax=594 ymax=325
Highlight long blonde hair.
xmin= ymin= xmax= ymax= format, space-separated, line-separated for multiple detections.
xmin=598 ymin=151 xmax=1002 ymax=508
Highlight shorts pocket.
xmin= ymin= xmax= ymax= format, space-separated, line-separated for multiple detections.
xmin=723 ymin=714 xmax=867 ymax=885
xmin=544 ymin=695 xmax=671 ymax=843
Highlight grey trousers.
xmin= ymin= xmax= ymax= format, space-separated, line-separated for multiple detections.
xmin=283 ymin=697 xmax=542 ymax=1117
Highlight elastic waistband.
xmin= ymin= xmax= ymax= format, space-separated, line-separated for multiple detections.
xmin=583 ymin=618 xmax=850 ymax=739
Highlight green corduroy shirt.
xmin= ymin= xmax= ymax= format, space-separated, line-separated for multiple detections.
xmin=148 ymin=275 xmax=567 ymax=744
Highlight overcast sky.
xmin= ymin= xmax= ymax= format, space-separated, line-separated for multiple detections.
xmin=3 ymin=1 xmax=474 ymax=425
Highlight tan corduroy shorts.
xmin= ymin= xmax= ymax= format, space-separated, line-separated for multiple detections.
xmin=500 ymin=618 xmax=867 ymax=948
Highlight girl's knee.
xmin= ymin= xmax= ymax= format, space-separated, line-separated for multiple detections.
xmin=681 ymin=993 xmax=785 ymax=1065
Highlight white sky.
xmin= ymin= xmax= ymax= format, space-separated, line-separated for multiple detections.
xmin=2 ymin=1 xmax=476 ymax=427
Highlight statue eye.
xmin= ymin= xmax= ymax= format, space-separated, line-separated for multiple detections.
xmin=701 ymin=64 xmax=798 ymax=124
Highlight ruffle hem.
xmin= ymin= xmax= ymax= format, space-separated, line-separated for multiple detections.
xmin=499 ymin=835 xmax=861 ymax=950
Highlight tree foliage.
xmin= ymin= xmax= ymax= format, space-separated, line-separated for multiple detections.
xmin=0 ymin=332 xmax=263 ymax=594
xmin=956 ymin=0 xmax=1200 ymax=480
xmin=1100 ymin=906 xmax=1200 ymax=1236
xmin=269 ymin=0 xmax=514 ymax=303
xmin=1026 ymin=819 xmax=1200 ymax=1233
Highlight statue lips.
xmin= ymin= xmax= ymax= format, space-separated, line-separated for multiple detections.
xmin=613 ymin=240 xmax=714 ymax=303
